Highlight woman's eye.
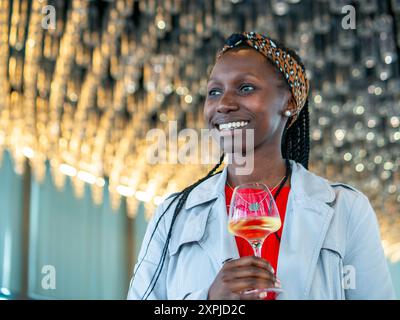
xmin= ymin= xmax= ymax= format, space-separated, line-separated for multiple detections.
xmin=240 ymin=84 xmax=255 ymax=92
xmin=207 ymin=84 xmax=254 ymax=97
xmin=208 ymin=89 xmax=221 ymax=96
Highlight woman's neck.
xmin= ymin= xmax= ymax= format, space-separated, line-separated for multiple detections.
xmin=226 ymin=145 xmax=290 ymax=188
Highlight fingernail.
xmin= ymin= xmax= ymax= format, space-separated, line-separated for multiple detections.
xmin=259 ymin=292 xmax=268 ymax=299
xmin=268 ymin=266 xmax=274 ymax=274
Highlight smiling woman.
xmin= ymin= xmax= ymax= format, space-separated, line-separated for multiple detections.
xmin=127 ymin=32 xmax=395 ymax=300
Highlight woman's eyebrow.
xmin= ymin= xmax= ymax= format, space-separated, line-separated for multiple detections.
xmin=208 ymin=72 xmax=261 ymax=84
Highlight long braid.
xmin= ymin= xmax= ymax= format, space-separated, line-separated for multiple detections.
xmin=264 ymin=37 xmax=310 ymax=169
xmin=139 ymin=153 xmax=225 ymax=299
xmin=282 ymin=101 xmax=310 ymax=169
xmin=259 ymin=37 xmax=310 ymax=169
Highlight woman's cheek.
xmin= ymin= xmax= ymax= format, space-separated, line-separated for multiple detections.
xmin=203 ymin=103 xmax=212 ymax=123
xmin=256 ymin=118 xmax=276 ymax=143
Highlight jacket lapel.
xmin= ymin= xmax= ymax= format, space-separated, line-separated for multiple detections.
xmin=186 ymin=167 xmax=240 ymax=272
xmin=198 ymin=194 xmax=241 ymax=272
xmin=276 ymin=161 xmax=335 ymax=299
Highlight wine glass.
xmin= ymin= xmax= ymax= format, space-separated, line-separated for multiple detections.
xmin=228 ymin=182 xmax=283 ymax=296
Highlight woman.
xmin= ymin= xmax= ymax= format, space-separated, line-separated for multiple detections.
xmin=128 ymin=32 xmax=395 ymax=300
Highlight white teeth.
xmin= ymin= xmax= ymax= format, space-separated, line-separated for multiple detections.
xmin=218 ymin=121 xmax=249 ymax=130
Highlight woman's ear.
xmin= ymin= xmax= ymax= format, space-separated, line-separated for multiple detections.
xmin=281 ymin=91 xmax=294 ymax=113
xmin=286 ymin=94 xmax=297 ymax=113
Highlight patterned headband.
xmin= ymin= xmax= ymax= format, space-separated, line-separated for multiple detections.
xmin=216 ymin=32 xmax=309 ymax=129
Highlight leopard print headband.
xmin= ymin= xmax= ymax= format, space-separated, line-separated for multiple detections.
xmin=216 ymin=32 xmax=309 ymax=129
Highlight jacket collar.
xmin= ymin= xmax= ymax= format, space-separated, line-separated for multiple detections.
xmin=185 ymin=159 xmax=336 ymax=210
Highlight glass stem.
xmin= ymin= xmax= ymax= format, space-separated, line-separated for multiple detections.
xmin=251 ymin=241 xmax=263 ymax=257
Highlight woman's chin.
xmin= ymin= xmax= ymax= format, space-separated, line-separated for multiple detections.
xmin=221 ymin=145 xmax=255 ymax=157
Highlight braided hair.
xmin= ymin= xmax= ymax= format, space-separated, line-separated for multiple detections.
xmin=136 ymin=37 xmax=310 ymax=300
xmin=262 ymin=37 xmax=310 ymax=170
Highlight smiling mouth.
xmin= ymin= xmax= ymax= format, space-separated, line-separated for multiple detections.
xmin=216 ymin=121 xmax=249 ymax=131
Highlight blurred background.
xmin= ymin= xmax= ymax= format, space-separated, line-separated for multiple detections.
xmin=0 ymin=0 xmax=399 ymax=299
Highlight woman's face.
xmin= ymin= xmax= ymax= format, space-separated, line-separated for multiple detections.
xmin=204 ymin=47 xmax=291 ymax=153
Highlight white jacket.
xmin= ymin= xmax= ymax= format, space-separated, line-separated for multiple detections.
xmin=128 ymin=160 xmax=396 ymax=300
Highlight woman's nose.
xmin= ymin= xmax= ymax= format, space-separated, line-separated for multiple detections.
xmin=216 ymin=92 xmax=239 ymax=113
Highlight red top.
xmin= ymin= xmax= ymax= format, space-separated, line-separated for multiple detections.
xmin=225 ymin=184 xmax=291 ymax=300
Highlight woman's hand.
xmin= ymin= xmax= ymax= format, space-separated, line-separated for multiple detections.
xmin=207 ymin=256 xmax=281 ymax=300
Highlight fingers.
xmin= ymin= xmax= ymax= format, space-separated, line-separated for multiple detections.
xmin=228 ymin=277 xmax=278 ymax=293
xmin=213 ymin=256 xmax=280 ymax=300
xmin=225 ymin=266 xmax=276 ymax=282
xmin=223 ymin=256 xmax=274 ymax=274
